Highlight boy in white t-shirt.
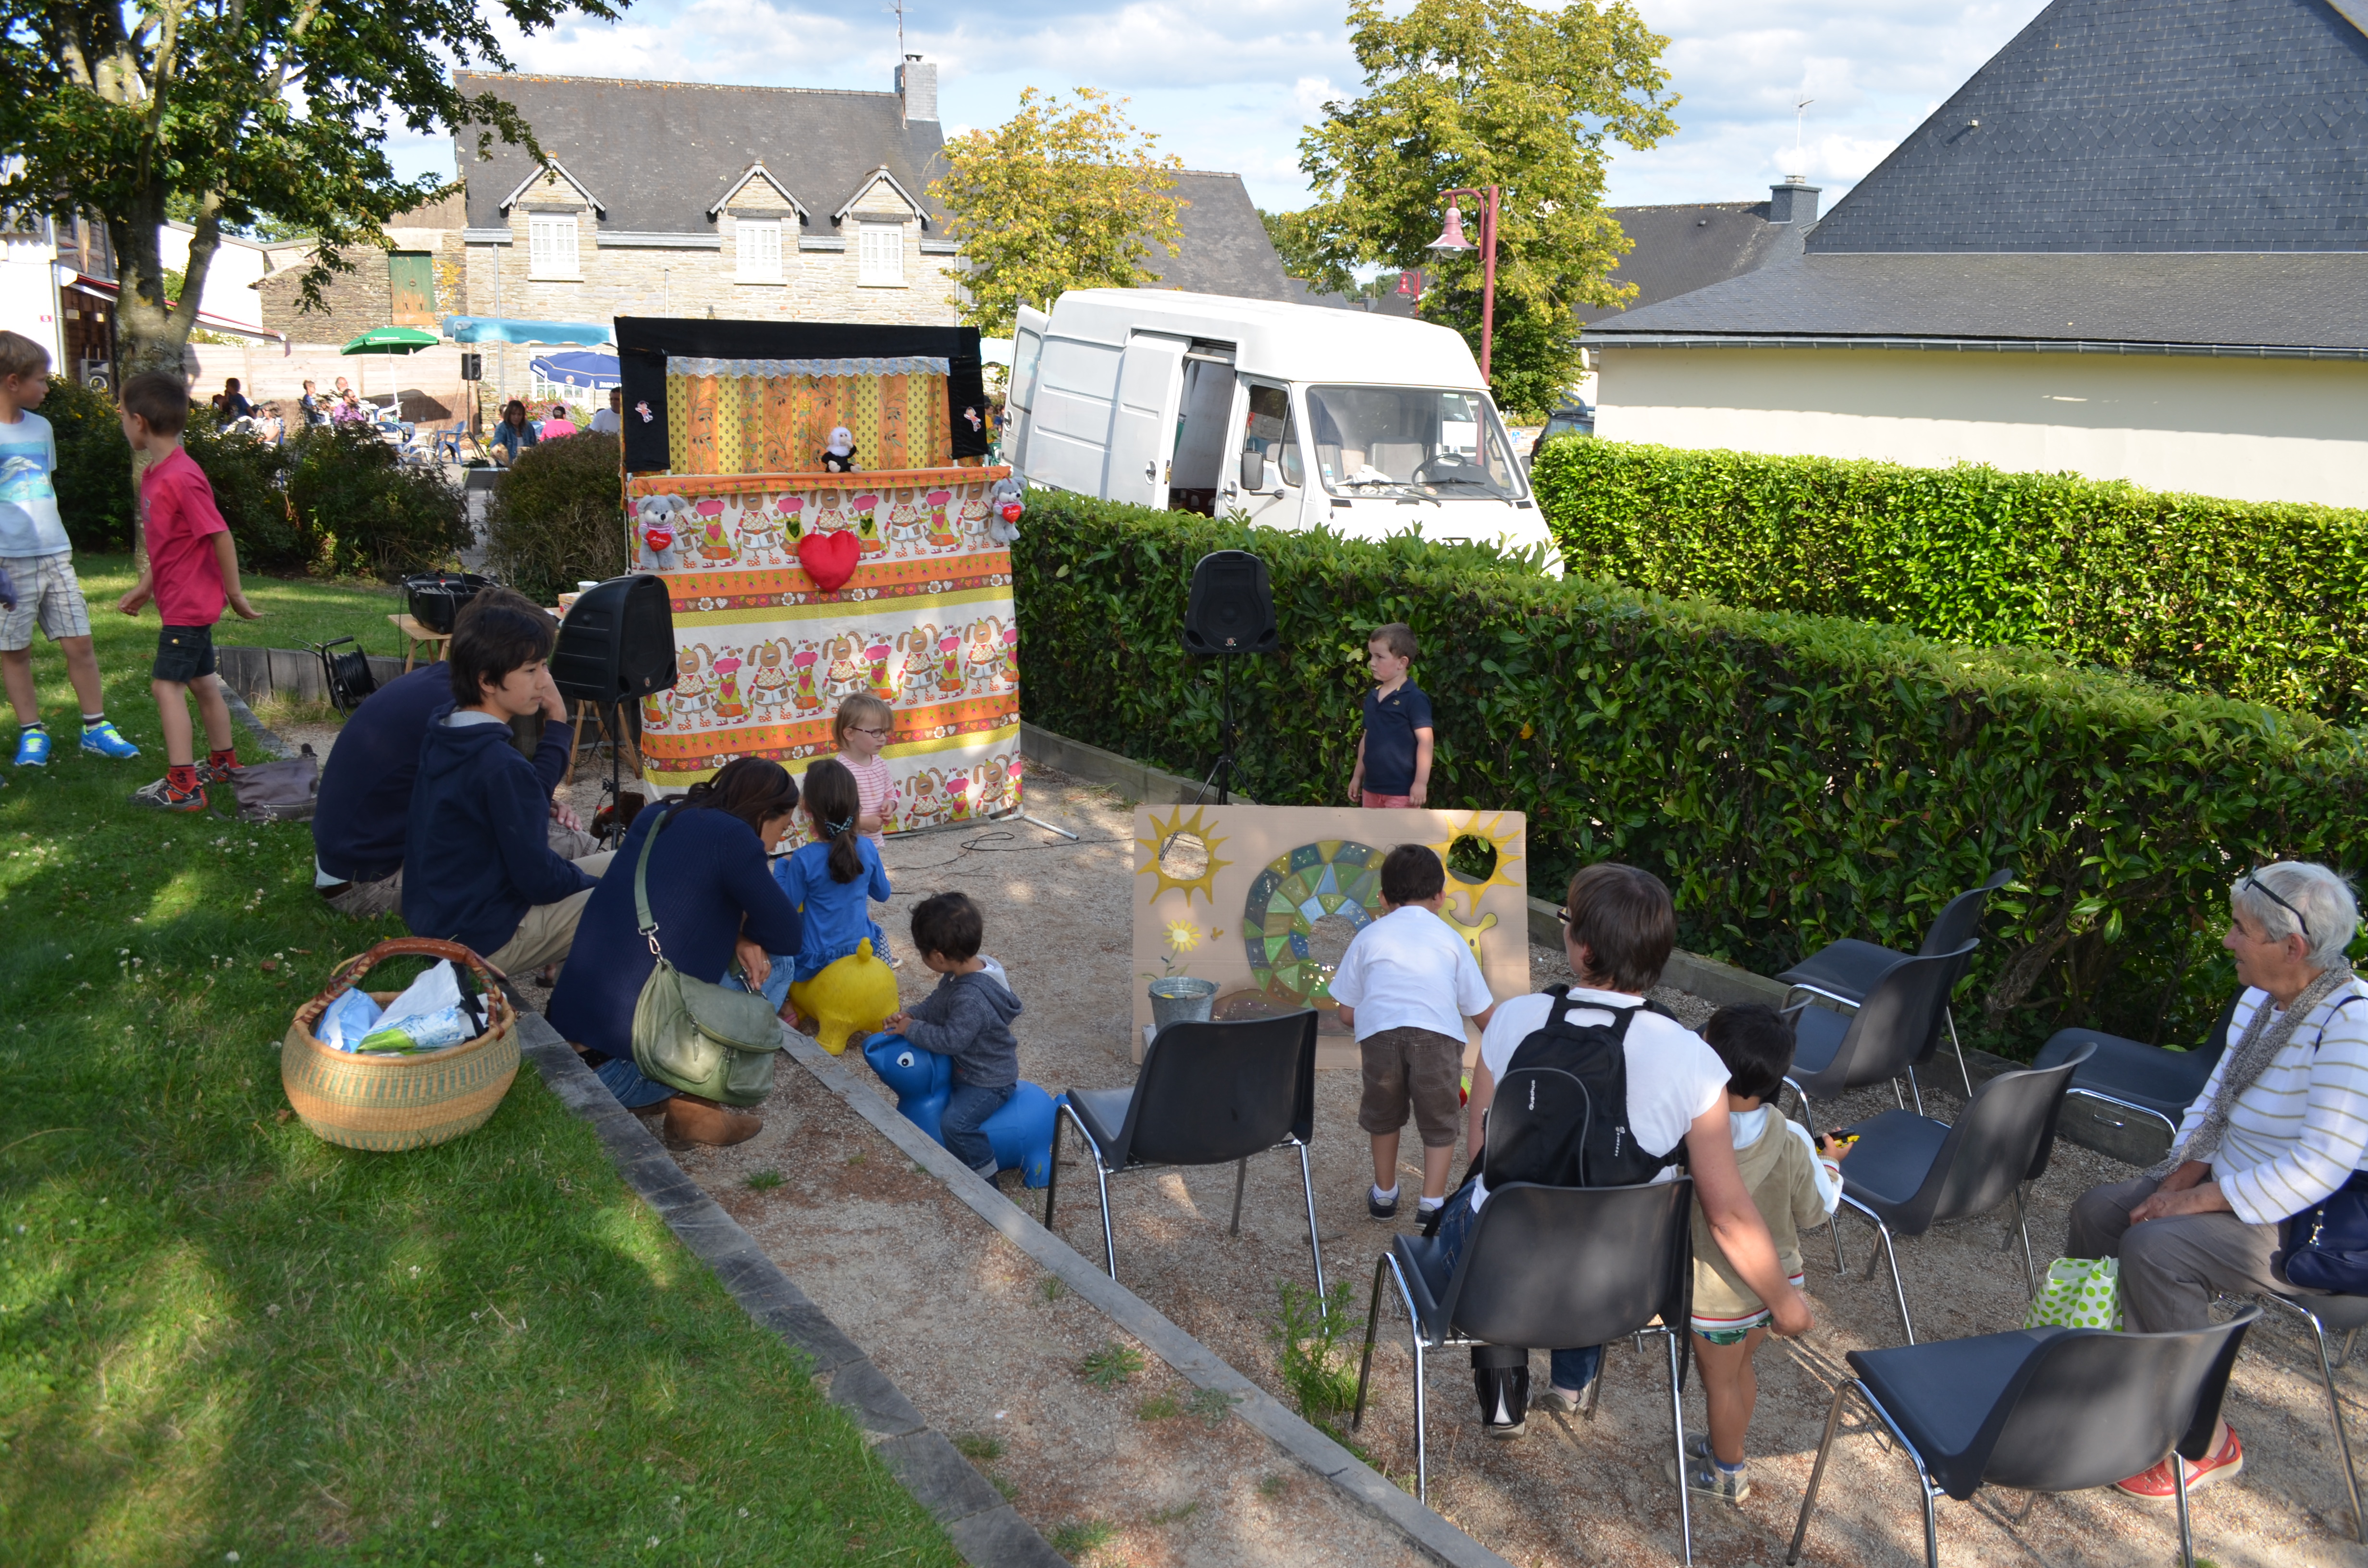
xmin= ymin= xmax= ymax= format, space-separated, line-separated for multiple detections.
xmin=1331 ymin=844 xmax=1497 ymax=1222
xmin=0 ymin=331 xmax=141 ymax=772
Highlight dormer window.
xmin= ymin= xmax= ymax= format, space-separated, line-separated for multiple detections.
xmin=528 ymin=214 xmax=580 ymax=280
xmin=859 ymin=222 xmax=904 ymax=286
xmin=737 ymin=219 xmax=784 ymax=282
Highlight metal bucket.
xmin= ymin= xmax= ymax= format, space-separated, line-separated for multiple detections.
xmin=1147 ymin=976 xmax=1218 ymax=1029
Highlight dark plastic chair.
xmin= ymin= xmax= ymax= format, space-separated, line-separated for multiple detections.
xmin=1044 ymin=1010 xmax=1323 ymax=1295
xmin=2033 ymin=996 xmax=2237 ymax=1147
xmin=1777 ymin=869 xmax=2012 ymax=1100
xmin=2257 ymin=1290 xmax=2368 ymax=1542
xmin=1788 ymin=1308 xmax=2257 ymax=1568
xmin=1831 ymin=1043 xmax=2093 ymax=1343
xmin=1783 ymin=941 xmax=1977 ymax=1130
xmin=1349 ymin=1180 xmax=1699 ymax=1563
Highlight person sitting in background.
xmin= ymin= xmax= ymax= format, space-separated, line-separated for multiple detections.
xmin=214 ymin=378 xmax=252 ymax=420
xmin=401 ymin=595 xmax=612 ymax=976
xmin=332 ymin=391 xmax=366 ymax=424
xmin=547 ymin=757 xmax=804 ymax=1147
xmin=589 ymin=387 xmax=622 ymax=435
xmin=541 ymin=403 xmax=579 ymax=440
xmin=490 ymin=400 xmax=539 ymax=465
xmin=312 ymin=589 xmax=598 ymax=918
xmin=2063 ymin=861 xmax=2368 ymax=1503
xmin=298 ymin=380 xmax=327 ymax=426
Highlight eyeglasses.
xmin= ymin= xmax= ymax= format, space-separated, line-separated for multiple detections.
xmin=2243 ymin=871 xmax=2311 ymax=940
xmin=848 ymin=726 xmax=891 ymax=737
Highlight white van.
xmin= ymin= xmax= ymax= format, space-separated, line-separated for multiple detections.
xmin=1005 ymin=289 xmax=1550 ymax=557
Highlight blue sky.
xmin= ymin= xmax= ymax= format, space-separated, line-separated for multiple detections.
xmin=392 ymin=0 xmax=2055 ymax=212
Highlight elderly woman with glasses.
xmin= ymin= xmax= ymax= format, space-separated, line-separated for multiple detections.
xmin=2065 ymin=860 xmax=2368 ymax=1501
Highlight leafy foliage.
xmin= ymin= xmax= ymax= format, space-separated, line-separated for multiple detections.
xmin=0 ymin=0 xmax=617 ymax=373
xmin=1013 ymin=491 xmax=2368 ymax=1058
xmin=41 ymin=375 xmax=136 ymax=551
xmin=1296 ymin=0 xmax=1678 ymax=418
xmin=1534 ymin=438 xmax=2368 ymax=725
xmin=1259 ymin=208 xmax=1361 ymax=299
xmin=1078 ymin=1340 xmax=1146 ymax=1388
xmin=183 ymin=413 xmax=302 ymax=571
xmin=931 ymin=86 xmax=1184 ymax=336
xmin=284 ymin=423 xmax=469 ymax=579
xmin=483 ymin=431 xmax=630 ymax=603
xmin=1269 ymin=1280 xmax=1368 ymax=1443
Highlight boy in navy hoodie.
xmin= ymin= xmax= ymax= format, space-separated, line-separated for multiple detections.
xmin=402 ymin=598 xmax=613 ymax=973
xmin=886 ymin=891 xmax=1024 ymax=1179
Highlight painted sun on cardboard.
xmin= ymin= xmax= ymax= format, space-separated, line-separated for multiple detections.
xmin=1132 ymin=805 xmax=1531 ymax=1065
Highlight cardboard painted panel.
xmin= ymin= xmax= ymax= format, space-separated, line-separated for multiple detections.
xmin=1131 ymin=805 xmax=1530 ymax=1066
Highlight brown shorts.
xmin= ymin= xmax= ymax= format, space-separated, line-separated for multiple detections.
xmin=1357 ymin=1026 xmax=1465 ymax=1147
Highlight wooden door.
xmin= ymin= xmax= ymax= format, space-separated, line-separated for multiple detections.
xmin=389 ymin=253 xmax=435 ymax=326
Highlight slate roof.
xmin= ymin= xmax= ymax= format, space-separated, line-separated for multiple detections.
xmin=1582 ymin=251 xmax=2368 ymax=350
xmin=1138 ymin=171 xmax=1295 ymax=302
xmin=1575 ymin=200 xmax=1806 ymax=325
xmin=1809 ymin=0 xmax=2368 ymax=253
xmin=451 ymin=73 xmax=949 ymax=235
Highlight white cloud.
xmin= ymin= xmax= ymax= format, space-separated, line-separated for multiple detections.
xmin=381 ymin=0 xmax=2054 ymax=212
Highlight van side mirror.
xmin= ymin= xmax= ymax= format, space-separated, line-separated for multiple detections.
xmin=1240 ymin=450 xmax=1267 ymax=491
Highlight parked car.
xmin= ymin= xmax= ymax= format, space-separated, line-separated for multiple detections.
xmin=1528 ymin=402 xmax=1594 ymax=464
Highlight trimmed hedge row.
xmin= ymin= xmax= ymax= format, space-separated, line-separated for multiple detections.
xmin=1529 ymin=438 xmax=2368 ymax=725
xmin=1012 ymin=491 xmax=2368 ymax=1059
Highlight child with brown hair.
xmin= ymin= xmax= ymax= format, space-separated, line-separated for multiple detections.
xmin=763 ymin=758 xmax=893 ymax=1012
xmin=833 ymin=692 xmax=902 ymax=964
xmin=1676 ymin=1003 xmax=1846 ymax=1505
xmin=0 ymin=328 xmax=142 ymax=774
xmin=115 ymin=370 xmax=259 ymax=811
xmin=1348 ymin=621 xmax=1432 ymax=808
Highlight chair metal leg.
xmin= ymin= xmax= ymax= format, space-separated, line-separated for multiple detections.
xmin=2014 ymin=1185 xmax=2037 ymax=1298
xmin=1665 ymin=1328 xmax=1694 ymax=1567
xmin=1296 ymin=1141 xmax=1328 ymax=1303
xmin=2343 ymin=1325 xmax=2361 ymax=1370
xmin=2174 ymin=1440 xmax=2195 ymax=1568
xmin=1878 ymin=1221 xmax=1916 ymax=1345
xmin=1784 ymin=1077 xmax=1814 ymax=1133
xmin=2307 ymin=1310 xmax=2368 ymax=1542
xmin=1229 ymin=1155 xmax=1248 ymax=1237
xmin=1831 ymin=1211 xmax=1848 ymax=1276
xmin=1412 ymin=1330 xmax=1430 ymax=1503
xmin=1582 ymin=1353 xmax=1606 ymax=1421
xmin=1906 ymin=1065 xmax=1924 ymax=1118
xmin=1919 ymin=1481 xmax=1939 ymax=1568
xmin=1043 ymin=1105 xmax=1066 ymax=1231
xmin=1352 ymin=1255 xmax=1389 ymax=1430
xmin=1787 ymin=1383 xmax=1853 ymax=1564
xmin=1946 ymin=1006 xmax=1974 ymax=1098
xmin=1892 ymin=1076 xmax=1907 ymax=1111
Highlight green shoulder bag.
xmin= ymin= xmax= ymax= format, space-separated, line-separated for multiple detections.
xmin=628 ymin=807 xmax=787 ymax=1106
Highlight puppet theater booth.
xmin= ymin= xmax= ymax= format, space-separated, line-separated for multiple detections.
xmin=615 ymin=318 xmax=1019 ymax=817
xmin=1133 ymin=805 xmax=1531 ymax=1069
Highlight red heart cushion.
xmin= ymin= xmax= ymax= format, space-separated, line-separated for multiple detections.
xmin=799 ymin=528 xmax=860 ymax=592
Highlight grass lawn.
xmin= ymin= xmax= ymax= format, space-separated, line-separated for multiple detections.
xmin=0 ymin=567 xmax=961 ymax=1566
xmin=69 ymin=554 xmax=413 ymax=660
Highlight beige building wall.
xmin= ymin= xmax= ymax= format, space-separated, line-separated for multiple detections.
xmin=1595 ymin=346 xmax=2368 ymax=508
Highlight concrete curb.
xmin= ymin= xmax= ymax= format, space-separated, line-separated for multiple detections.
xmin=512 ymin=1015 xmax=1066 ymax=1568
xmin=784 ymin=1032 xmax=1517 ymax=1568
xmin=221 ymin=685 xmax=298 ymax=761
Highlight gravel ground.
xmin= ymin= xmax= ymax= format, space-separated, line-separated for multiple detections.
xmin=285 ymin=717 xmax=2368 ymax=1568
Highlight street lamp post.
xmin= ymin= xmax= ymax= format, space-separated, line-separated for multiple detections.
xmin=1427 ymin=184 xmax=1501 ymax=379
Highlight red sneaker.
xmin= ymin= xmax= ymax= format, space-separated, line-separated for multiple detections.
xmin=2116 ymin=1423 xmax=2243 ymax=1503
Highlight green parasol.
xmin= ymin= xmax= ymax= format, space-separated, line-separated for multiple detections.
xmin=339 ymin=326 xmax=441 ymax=404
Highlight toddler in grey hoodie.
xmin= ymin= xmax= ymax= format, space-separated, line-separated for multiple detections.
xmin=887 ymin=891 xmax=1024 ymax=1177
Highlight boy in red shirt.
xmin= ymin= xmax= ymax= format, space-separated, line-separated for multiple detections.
xmin=116 ymin=372 xmax=260 ymax=811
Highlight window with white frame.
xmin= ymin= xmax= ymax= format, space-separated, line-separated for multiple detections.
xmin=736 ymin=218 xmax=784 ymax=282
xmin=858 ymin=222 xmax=905 ymax=286
xmin=528 ymin=214 xmax=580 ymax=280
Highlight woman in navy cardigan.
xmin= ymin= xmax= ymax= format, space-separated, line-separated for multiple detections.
xmin=548 ymin=758 xmax=804 ymax=1146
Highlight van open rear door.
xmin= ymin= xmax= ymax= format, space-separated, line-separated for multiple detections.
xmin=1105 ymin=332 xmax=1188 ymax=509
xmin=1006 ymin=305 xmax=1047 ymax=478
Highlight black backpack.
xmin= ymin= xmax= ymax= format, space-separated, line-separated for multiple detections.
xmin=1485 ymin=985 xmax=1688 ymax=1190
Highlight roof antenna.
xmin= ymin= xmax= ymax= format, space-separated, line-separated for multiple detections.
xmin=888 ymin=0 xmax=909 ymax=124
xmin=1791 ymin=97 xmax=1815 ymax=180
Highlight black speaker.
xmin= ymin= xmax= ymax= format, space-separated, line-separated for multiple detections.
xmin=1182 ymin=550 xmax=1278 ymax=655
xmin=460 ymin=353 xmax=483 ymax=381
xmin=552 ymin=574 xmax=678 ymax=707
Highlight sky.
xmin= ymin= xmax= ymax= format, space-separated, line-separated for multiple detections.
xmin=388 ymin=0 xmax=2057 ymax=213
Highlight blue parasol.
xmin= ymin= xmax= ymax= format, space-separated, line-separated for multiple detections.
xmin=442 ymin=315 xmax=614 ymax=346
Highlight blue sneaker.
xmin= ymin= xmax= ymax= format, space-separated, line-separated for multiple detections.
xmin=80 ymin=720 xmax=140 ymax=760
xmin=14 ymin=727 xmax=50 ymax=767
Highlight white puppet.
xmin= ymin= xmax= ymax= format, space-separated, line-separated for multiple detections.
xmin=634 ymin=493 xmax=696 ymax=573
xmin=986 ymin=476 xmax=1024 ymax=545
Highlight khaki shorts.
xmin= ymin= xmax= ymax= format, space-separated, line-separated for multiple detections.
xmin=482 ymin=850 xmax=615 ymax=975
xmin=323 ymin=822 xmax=602 ymax=920
xmin=0 ymin=552 xmax=92 ymax=650
xmin=1357 ymin=1026 xmax=1465 ymax=1148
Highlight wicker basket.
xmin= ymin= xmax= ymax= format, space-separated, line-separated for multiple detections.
xmin=281 ymin=938 xmax=519 ymax=1152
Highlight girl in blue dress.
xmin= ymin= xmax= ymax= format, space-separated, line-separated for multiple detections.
xmin=754 ymin=758 xmax=892 ymax=1012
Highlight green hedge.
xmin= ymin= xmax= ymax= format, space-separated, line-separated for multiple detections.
xmin=1530 ymin=439 xmax=2368 ymax=725
xmin=482 ymin=431 xmax=630 ymax=604
xmin=1012 ymin=492 xmax=2368 ymax=1058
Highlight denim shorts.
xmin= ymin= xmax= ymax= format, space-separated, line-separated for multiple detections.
xmin=153 ymin=623 xmax=217 ymax=683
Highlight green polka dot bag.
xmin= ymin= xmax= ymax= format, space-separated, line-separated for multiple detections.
xmin=2026 ymin=1256 xmax=2123 ymax=1331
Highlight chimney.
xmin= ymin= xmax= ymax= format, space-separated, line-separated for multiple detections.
xmin=1767 ymin=176 xmax=1821 ymax=224
xmin=897 ymin=55 xmax=937 ymax=125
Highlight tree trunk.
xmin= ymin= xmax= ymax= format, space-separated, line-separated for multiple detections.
xmin=106 ymin=196 xmax=226 ymax=560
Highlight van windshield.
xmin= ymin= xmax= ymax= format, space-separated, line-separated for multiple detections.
xmin=1305 ymin=386 xmax=1526 ymax=501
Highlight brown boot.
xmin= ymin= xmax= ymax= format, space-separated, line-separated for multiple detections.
xmin=663 ymin=1094 xmax=763 ymax=1147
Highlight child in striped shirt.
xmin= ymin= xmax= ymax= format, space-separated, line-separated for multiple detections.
xmin=834 ymin=693 xmax=900 ymax=965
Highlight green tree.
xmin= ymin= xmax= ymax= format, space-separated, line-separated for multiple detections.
xmin=0 ymin=0 xmax=620 ymax=378
xmin=1298 ymin=0 xmax=1677 ymax=418
xmin=1258 ymin=208 xmax=1359 ymax=298
xmin=932 ymin=86 xmax=1186 ymax=337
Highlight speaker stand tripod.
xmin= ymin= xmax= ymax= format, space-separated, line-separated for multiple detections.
xmin=1193 ymin=654 xmax=1246 ymax=806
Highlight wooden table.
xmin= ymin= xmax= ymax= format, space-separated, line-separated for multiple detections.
xmin=389 ymin=612 xmax=450 ymax=672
